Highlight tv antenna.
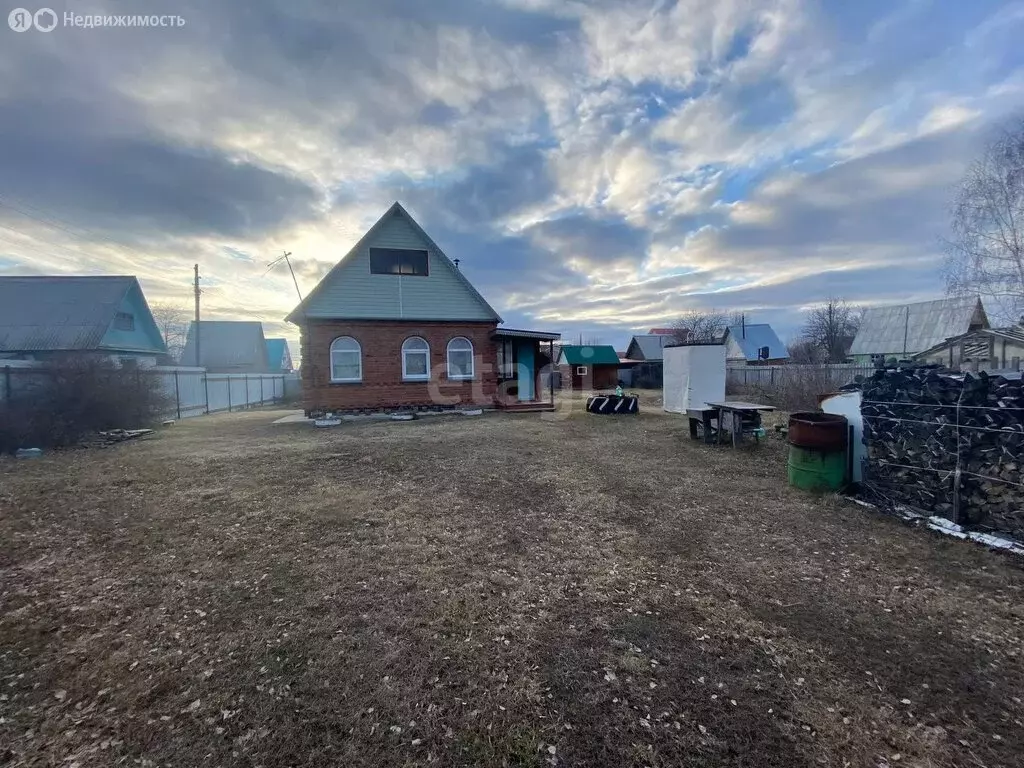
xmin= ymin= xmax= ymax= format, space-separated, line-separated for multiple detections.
xmin=268 ymin=250 xmax=303 ymax=301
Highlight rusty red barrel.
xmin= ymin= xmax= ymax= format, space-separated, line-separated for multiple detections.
xmin=788 ymin=412 xmax=849 ymax=491
xmin=788 ymin=412 xmax=848 ymax=451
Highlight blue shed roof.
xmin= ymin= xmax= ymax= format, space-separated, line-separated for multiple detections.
xmin=724 ymin=324 xmax=788 ymax=361
xmin=265 ymin=338 xmax=291 ymax=371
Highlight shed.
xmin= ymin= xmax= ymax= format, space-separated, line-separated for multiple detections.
xmin=625 ymin=334 xmax=672 ymax=361
xmin=624 ymin=333 xmax=675 ymax=387
xmin=557 ymin=345 xmax=620 ymax=391
xmin=850 ymin=296 xmax=988 ymax=363
xmin=914 ymin=325 xmax=1024 ymax=371
xmin=181 ymin=321 xmax=271 ymax=373
xmin=265 ymin=338 xmax=294 ymax=372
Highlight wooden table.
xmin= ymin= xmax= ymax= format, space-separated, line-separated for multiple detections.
xmin=704 ymin=401 xmax=776 ymax=447
xmin=686 ymin=408 xmax=720 ymax=444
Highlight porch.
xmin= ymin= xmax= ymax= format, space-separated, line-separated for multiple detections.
xmin=493 ymin=327 xmax=561 ymax=412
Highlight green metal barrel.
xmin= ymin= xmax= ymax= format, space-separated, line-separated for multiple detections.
xmin=787 ymin=444 xmax=846 ymax=491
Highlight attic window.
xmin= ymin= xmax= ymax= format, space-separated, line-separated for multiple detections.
xmin=113 ymin=312 xmax=135 ymax=331
xmin=369 ymin=248 xmax=428 ymax=276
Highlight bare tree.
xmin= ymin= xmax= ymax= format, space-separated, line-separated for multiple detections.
xmin=945 ymin=120 xmax=1024 ymax=323
xmin=801 ymin=298 xmax=860 ymax=363
xmin=150 ymin=302 xmax=190 ymax=362
xmin=787 ymin=338 xmax=824 ymax=364
xmin=672 ymin=309 xmax=728 ymax=343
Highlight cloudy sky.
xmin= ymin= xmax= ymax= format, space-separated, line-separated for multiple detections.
xmin=1 ymin=0 xmax=1022 ymax=357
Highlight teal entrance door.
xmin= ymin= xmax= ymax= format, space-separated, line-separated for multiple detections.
xmin=516 ymin=340 xmax=534 ymax=401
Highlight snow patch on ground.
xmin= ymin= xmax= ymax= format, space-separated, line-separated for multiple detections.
xmin=854 ymin=498 xmax=1024 ymax=556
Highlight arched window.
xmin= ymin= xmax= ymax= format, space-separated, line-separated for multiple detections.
xmin=447 ymin=337 xmax=474 ymax=380
xmin=329 ymin=336 xmax=361 ymax=382
xmin=401 ymin=336 xmax=430 ymax=380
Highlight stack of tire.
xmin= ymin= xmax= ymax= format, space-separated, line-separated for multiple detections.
xmin=586 ymin=394 xmax=639 ymax=415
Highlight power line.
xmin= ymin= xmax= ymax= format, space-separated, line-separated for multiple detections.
xmin=0 ymin=193 xmax=157 ymax=266
xmin=0 ymin=217 xmax=141 ymax=268
xmin=0 ymin=199 xmax=289 ymax=313
xmin=0 ymin=222 xmax=113 ymax=265
xmin=0 ymin=196 xmax=95 ymax=241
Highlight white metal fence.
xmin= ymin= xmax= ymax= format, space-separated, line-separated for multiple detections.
xmin=2 ymin=362 xmax=301 ymax=420
xmin=156 ymin=367 xmax=294 ymax=418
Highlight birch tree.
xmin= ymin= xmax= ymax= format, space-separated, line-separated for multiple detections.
xmin=945 ymin=121 xmax=1024 ymax=323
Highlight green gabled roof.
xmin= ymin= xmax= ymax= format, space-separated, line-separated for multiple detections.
xmin=285 ymin=202 xmax=502 ymax=324
xmin=559 ymin=345 xmax=620 ymax=365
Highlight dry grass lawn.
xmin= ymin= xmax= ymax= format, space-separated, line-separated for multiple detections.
xmin=1 ymin=403 xmax=1022 ymax=768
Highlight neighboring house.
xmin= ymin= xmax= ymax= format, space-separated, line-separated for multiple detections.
xmin=285 ymin=202 xmax=560 ymax=414
xmin=850 ymin=296 xmax=989 ymax=364
xmin=625 ymin=334 xmax=673 ymax=362
xmin=0 ymin=275 xmax=167 ymax=366
xmin=647 ymin=327 xmax=681 ymax=337
xmin=914 ymin=325 xmax=1024 ymax=370
xmin=181 ymin=321 xmax=271 ymax=373
xmin=623 ymin=334 xmax=677 ymax=388
xmin=265 ymin=338 xmax=294 ymax=372
xmin=722 ymin=323 xmax=788 ymax=364
xmin=557 ymin=345 xmax=620 ymax=390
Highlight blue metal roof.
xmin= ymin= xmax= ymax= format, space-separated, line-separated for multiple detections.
xmin=265 ymin=338 xmax=292 ymax=371
xmin=724 ymin=324 xmax=788 ymax=361
xmin=0 ymin=275 xmax=164 ymax=353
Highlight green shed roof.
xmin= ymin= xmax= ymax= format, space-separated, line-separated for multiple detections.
xmin=559 ymin=345 xmax=620 ymax=365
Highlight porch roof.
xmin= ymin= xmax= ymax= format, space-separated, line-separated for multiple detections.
xmin=493 ymin=327 xmax=561 ymax=341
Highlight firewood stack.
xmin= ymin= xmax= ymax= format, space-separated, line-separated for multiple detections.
xmin=861 ymin=366 xmax=1024 ymax=539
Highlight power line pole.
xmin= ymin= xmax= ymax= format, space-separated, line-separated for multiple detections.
xmin=193 ymin=264 xmax=201 ymax=367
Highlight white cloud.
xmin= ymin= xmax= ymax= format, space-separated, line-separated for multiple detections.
xmin=2 ymin=0 xmax=1022 ymax=353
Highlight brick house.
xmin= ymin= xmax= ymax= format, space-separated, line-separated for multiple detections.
xmin=286 ymin=202 xmax=560 ymax=415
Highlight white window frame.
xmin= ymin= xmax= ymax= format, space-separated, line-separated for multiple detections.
xmin=446 ymin=336 xmax=475 ymax=380
xmin=576 ymin=366 xmax=588 ymax=375
xmin=329 ymin=336 xmax=362 ymax=383
xmin=402 ymin=336 xmax=431 ymax=381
